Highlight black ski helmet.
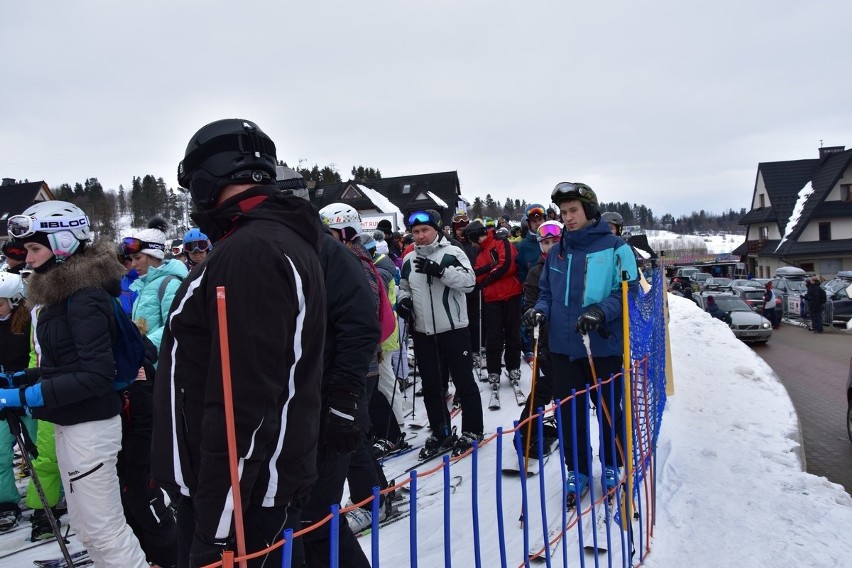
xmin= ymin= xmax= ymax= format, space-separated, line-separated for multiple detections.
xmin=177 ymin=119 xmax=278 ymax=210
xmin=601 ymin=211 xmax=624 ymax=235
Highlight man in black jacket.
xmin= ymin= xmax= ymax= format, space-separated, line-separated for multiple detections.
xmin=805 ymin=277 xmax=827 ymax=333
xmin=153 ymin=119 xmax=327 ymax=568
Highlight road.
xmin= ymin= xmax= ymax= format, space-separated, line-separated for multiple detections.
xmin=751 ymin=321 xmax=852 ymax=495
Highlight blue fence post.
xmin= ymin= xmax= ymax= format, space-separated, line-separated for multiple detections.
xmin=330 ymin=504 xmax=340 ymax=568
xmin=410 ymin=470 xmax=418 ymax=568
xmin=495 ymin=428 xmax=508 ymax=568
xmin=443 ymin=454 xmax=452 ymax=568
xmin=280 ymin=528 xmax=293 ymax=568
xmin=555 ymin=397 xmax=569 ymax=568
xmin=513 ymin=419 xmax=530 ymax=568
xmin=470 ymin=440 xmax=482 ymax=568
xmin=371 ymin=485 xmax=381 ymax=567
xmin=535 ymin=407 xmax=550 ymax=568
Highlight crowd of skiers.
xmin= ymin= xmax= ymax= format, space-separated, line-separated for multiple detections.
xmin=0 ymin=118 xmax=640 ymax=567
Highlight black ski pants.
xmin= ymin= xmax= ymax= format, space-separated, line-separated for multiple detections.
xmin=175 ymin=497 xmax=303 ymax=568
xmin=412 ymin=327 xmax=483 ymax=436
xmin=483 ymin=297 xmax=522 ymax=375
xmin=121 ymin=468 xmax=178 ymax=567
xmin=301 ymin=446 xmax=369 ymax=568
xmin=466 ymin=290 xmax=482 ymax=354
xmin=551 ymin=353 xmax=624 ymax=477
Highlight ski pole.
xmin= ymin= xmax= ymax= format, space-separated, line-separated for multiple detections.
xmin=216 ymin=287 xmax=247 ymax=568
xmin=5 ymin=411 xmax=74 ymax=567
xmin=521 ymin=323 xmax=541 ymax=477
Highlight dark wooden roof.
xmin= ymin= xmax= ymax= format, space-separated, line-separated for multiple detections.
xmin=754 ymin=159 xmax=819 ymax=234
xmin=0 ymin=181 xmax=53 ymax=237
xmin=774 ymin=149 xmax=852 ymax=255
xmin=311 ymin=171 xmax=461 ymax=228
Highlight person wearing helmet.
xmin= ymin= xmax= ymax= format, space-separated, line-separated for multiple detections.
xmin=153 ymin=119 xmax=326 ymax=568
xmin=123 ymin=217 xmax=189 ymax=352
xmin=0 ymin=272 xmax=35 ymax=532
xmin=515 ymin=204 xmax=549 ymax=363
xmin=398 ymin=209 xmax=483 ymax=458
xmin=1 ymin=240 xmax=28 ymax=274
xmin=523 ymin=182 xmax=639 ymax=505
xmin=3 ymin=200 xmax=150 ymax=565
xmin=601 ymin=211 xmax=624 ymax=236
xmin=182 ymin=227 xmax=212 ymax=271
xmin=450 ymin=213 xmax=484 ymax=372
xmin=515 ymin=220 xmax=563 ymax=453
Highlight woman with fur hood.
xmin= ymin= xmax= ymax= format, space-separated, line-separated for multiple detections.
xmin=2 ymin=201 xmax=149 ymax=566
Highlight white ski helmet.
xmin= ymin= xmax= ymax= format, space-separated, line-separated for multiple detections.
xmin=319 ymin=203 xmax=362 ymax=242
xmin=7 ymin=200 xmax=91 ymax=258
xmin=0 ymin=272 xmax=26 ymax=308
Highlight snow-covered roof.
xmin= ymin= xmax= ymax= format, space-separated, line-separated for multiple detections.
xmin=357 ymin=184 xmax=402 ymax=214
xmin=427 ymin=190 xmax=449 ymax=209
xmin=775 ymin=181 xmax=813 ymax=252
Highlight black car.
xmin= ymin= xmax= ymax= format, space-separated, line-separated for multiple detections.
xmin=847 ymin=356 xmax=852 ymax=443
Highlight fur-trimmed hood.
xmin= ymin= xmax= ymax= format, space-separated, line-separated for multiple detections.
xmin=26 ymin=241 xmax=126 ymax=306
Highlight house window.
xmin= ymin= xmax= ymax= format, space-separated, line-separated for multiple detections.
xmin=759 ymin=194 xmax=765 ymax=208
xmin=818 ymin=222 xmax=831 ymax=241
xmin=759 ymin=226 xmax=768 ymax=240
xmin=402 ymin=184 xmax=411 ymax=194
xmin=842 ymin=184 xmax=852 ymax=202
xmin=341 ymin=185 xmax=363 ymax=200
xmin=316 ymin=188 xmax=324 ymax=197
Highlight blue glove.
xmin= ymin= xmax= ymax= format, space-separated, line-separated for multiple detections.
xmin=0 ymin=385 xmax=44 ymax=409
xmin=0 ymin=369 xmax=39 ymax=387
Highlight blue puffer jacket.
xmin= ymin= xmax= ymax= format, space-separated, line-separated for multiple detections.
xmin=514 ymin=232 xmax=541 ymax=285
xmin=130 ymin=259 xmax=188 ymax=351
xmin=535 ymin=218 xmax=638 ymax=361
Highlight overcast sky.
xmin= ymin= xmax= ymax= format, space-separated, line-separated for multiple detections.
xmin=2 ymin=1 xmax=850 ymax=218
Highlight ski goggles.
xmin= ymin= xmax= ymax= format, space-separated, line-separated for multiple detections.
xmin=525 ymin=206 xmax=546 ymax=220
xmin=171 ymin=244 xmax=184 ymax=255
xmin=407 ymin=210 xmax=440 ymax=228
xmin=121 ymin=237 xmax=165 ymax=255
xmin=537 ymin=223 xmax=562 ymax=242
xmin=452 ymin=213 xmax=469 ymax=224
xmin=183 ymin=240 xmax=211 ymax=254
xmin=551 ymin=182 xmax=594 ymax=203
xmin=7 ymin=214 xmax=89 ymax=239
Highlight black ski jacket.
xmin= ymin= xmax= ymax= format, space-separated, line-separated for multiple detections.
xmin=151 ymin=186 xmax=327 ymax=544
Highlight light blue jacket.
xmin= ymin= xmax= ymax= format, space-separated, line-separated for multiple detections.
xmin=130 ymin=259 xmax=188 ymax=351
xmin=535 ymin=218 xmax=638 ymax=361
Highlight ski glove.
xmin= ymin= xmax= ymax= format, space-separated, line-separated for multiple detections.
xmin=0 ymin=369 xmax=39 ymax=387
xmin=413 ymin=257 xmax=444 ymax=278
xmin=324 ymin=393 xmax=362 ymax=455
xmin=397 ymin=297 xmax=414 ymax=324
xmin=0 ymin=385 xmax=44 ymax=409
xmin=522 ymin=308 xmax=546 ymax=329
xmin=575 ymin=306 xmax=605 ymax=335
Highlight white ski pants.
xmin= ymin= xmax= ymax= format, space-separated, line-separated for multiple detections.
xmin=55 ymin=415 xmax=149 ymax=568
xmin=378 ymin=351 xmax=405 ymax=425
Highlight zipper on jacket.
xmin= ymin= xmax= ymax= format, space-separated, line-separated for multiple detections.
xmin=68 ymin=462 xmax=104 ymax=493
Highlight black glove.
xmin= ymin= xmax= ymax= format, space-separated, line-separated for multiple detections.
xmin=189 ymin=534 xmax=230 ymax=568
xmin=397 ymin=297 xmax=414 ymax=323
xmin=522 ymin=308 xmax=546 ymax=329
xmin=575 ymin=306 xmax=605 ymax=335
xmin=413 ymin=257 xmax=444 ymax=278
xmin=324 ymin=393 xmax=362 ymax=455
xmin=494 ymin=227 xmax=509 ymax=241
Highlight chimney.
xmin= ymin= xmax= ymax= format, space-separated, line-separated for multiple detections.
xmin=819 ymin=146 xmax=845 ymax=159
xmin=1 ymin=178 xmax=16 ymax=187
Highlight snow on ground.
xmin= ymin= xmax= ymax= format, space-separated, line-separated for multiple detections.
xmin=5 ymin=290 xmax=851 ymax=566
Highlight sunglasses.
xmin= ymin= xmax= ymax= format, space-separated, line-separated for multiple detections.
xmin=551 ymin=182 xmax=593 ymax=203
xmin=537 ymin=223 xmax=562 ymax=241
xmin=7 ymin=214 xmax=89 ymax=239
xmin=183 ymin=240 xmax=211 ymax=254
xmin=407 ymin=210 xmax=440 ymax=228
xmin=121 ymin=237 xmax=165 ymax=255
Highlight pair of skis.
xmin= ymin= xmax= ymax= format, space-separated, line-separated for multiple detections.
xmin=488 ymin=371 xmax=526 ymax=410
xmin=32 ymin=549 xmax=91 ymax=567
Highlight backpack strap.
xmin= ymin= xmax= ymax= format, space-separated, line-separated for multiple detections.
xmin=157 ymin=275 xmax=180 ymax=321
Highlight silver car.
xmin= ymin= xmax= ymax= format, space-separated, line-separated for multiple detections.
xmin=693 ymin=292 xmax=773 ymax=344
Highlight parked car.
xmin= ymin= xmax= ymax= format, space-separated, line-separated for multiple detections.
xmin=823 ymin=275 xmax=852 ymax=325
xmin=731 ymin=285 xmax=766 ymax=311
xmin=675 ymin=266 xmax=701 ymax=280
xmin=691 ymin=272 xmax=712 ymax=290
xmin=692 ymin=291 xmax=773 ymax=344
xmin=847 ymin=357 xmax=852 ymax=443
xmin=704 ymin=277 xmax=732 ymax=291
xmin=728 ymin=279 xmax=764 ymax=289
xmin=771 ymin=267 xmax=810 ymax=319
